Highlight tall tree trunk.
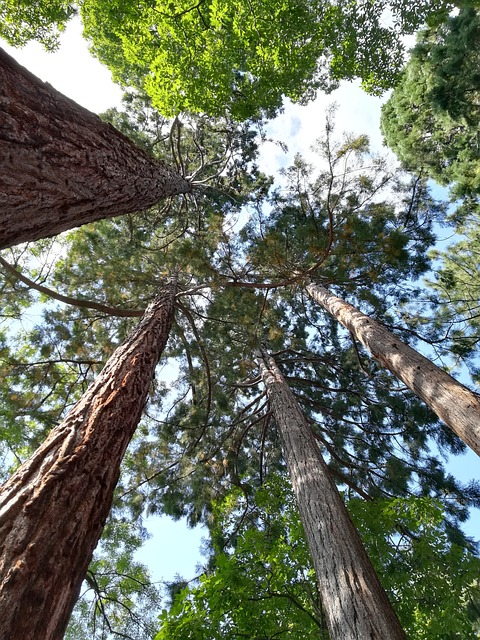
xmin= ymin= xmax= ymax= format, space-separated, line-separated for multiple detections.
xmin=258 ymin=350 xmax=407 ymax=640
xmin=0 ymin=282 xmax=176 ymax=640
xmin=0 ymin=48 xmax=191 ymax=249
xmin=307 ymin=282 xmax=480 ymax=457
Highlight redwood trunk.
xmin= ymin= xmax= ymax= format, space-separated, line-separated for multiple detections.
xmin=0 ymin=48 xmax=191 ymax=249
xmin=258 ymin=350 xmax=407 ymax=640
xmin=0 ymin=282 xmax=176 ymax=639
xmin=307 ymin=282 xmax=480 ymax=457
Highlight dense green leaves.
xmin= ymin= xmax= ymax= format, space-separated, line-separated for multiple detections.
xmin=350 ymin=496 xmax=480 ymax=638
xmin=381 ymin=6 xmax=480 ymax=199
xmin=156 ymin=476 xmax=480 ymax=639
xmin=0 ymin=0 xmax=76 ymax=49
xmin=80 ymin=0 xmax=456 ymax=120
xmin=155 ymin=478 xmax=328 ymax=639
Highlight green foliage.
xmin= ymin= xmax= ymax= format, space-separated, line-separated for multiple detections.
xmin=80 ymin=0 xmax=455 ymax=120
xmin=66 ymin=517 xmax=162 ymax=639
xmin=381 ymin=7 xmax=480 ymax=198
xmin=155 ymin=477 xmax=327 ymax=639
xmin=155 ymin=476 xmax=480 ymax=639
xmin=0 ymin=0 xmax=76 ymax=49
xmin=426 ymin=214 xmax=480 ymax=381
xmin=350 ymin=496 xmax=480 ymax=639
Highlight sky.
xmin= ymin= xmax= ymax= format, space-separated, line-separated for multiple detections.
xmin=1 ymin=14 xmax=478 ymax=590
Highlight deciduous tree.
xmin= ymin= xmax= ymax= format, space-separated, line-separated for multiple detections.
xmin=80 ymin=0 xmax=455 ymax=120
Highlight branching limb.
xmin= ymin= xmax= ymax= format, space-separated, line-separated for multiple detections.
xmin=0 ymin=255 xmax=144 ymax=317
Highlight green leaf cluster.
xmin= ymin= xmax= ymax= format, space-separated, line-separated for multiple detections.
xmin=80 ymin=0 xmax=456 ymax=120
xmin=381 ymin=6 xmax=480 ymax=199
xmin=0 ymin=0 xmax=76 ymax=49
xmin=350 ymin=496 xmax=480 ymax=638
xmin=156 ymin=476 xmax=480 ymax=639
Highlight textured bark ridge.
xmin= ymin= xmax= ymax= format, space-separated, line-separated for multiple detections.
xmin=307 ymin=282 xmax=480 ymax=457
xmin=0 ymin=283 xmax=176 ymax=640
xmin=258 ymin=351 xmax=407 ymax=640
xmin=0 ymin=48 xmax=192 ymax=249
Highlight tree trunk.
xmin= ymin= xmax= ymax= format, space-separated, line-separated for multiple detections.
xmin=0 ymin=282 xmax=176 ymax=640
xmin=258 ymin=350 xmax=407 ymax=640
xmin=307 ymin=282 xmax=480 ymax=457
xmin=0 ymin=48 xmax=191 ymax=249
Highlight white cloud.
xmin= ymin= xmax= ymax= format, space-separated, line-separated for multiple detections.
xmin=257 ymin=79 xmax=395 ymax=179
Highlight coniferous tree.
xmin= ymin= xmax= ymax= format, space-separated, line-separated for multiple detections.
xmin=0 ymin=49 xmax=191 ymax=249
xmin=257 ymin=349 xmax=407 ymax=640
xmin=0 ymin=282 xmax=176 ymax=640
xmin=424 ymin=212 xmax=480 ymax=381
xmin=306 ymin=281 xmax=480 ymax=457
xmin=381 ymin=6 xmax=480 ymax=199
xmin=1 ymin=94 xmax=478 ymax=638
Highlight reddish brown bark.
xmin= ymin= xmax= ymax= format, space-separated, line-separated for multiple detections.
xmin=0 ymin=282 xmax=176 ymax=640
xmin=307 ymin=282 xmax=480 ymax=457
xmin=0 ymin=48 xmax=191 ymax=249
xmin=258 ymin=350 xmax=407 ymax=640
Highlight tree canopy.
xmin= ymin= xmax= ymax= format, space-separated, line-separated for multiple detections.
xmin=2 ymin=4 xmax=480 ymax=636
xmin=0 ymin=0 xmax=459 ymax=120
xmin=0 ymin=0 xmax=76 ymax=50
xmin=381 ymin=6 xmax=480 ymax=199
xmin=80 ymin=0 xmax=459 ymax=119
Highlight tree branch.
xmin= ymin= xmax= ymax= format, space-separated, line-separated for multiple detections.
xmin=0 ymin=255 xmax=144 ymax=317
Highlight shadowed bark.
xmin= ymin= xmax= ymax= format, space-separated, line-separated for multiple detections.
xmin=0 ymin=281 xmax=176 ymax=640
xmin=258 ymin=350 xmax=407 ymax=640
xmin=307 ymin=282 xmax=480 ymax=457
xmin=0 ymin=48 xmax=191 ymax=249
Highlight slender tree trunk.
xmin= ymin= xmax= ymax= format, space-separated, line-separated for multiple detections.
xmin=307 ymin=282 xmax=480 ymax=457
xmin=0 ymin=281 xmax=176 ymax=640
xmin=258 ymin=350 xmax=407 ymax=640
xmin=0 ymin=48 xmax=191 ymax=249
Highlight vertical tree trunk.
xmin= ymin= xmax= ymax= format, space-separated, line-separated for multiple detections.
xmin=0 ymin=48 xmax=192 ymax=249
xmin=307 ymin=282 xmax=480 ymax=457
xmin=258 ymin=350 xmax=407 ymax=640
xmin=0 ymin=282 xmax=176 ymax=640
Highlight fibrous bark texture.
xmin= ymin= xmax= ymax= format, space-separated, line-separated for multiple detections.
xmin=0 ymin=48 xmax=192 ymax=249
xmin=307 ymin=282 xmax=480 ymax=457
xmin=0 ymin=282 xmax=176 ymax=640
xmin=258 ymin=351 xmax=407 ymax=640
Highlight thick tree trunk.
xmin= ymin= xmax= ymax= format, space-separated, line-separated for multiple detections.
xmin=307 ymin=282 xmax=480 ymax=457
xmin=0 ymin=282 xmax=176 ymax=640
xmin=258 ymin=350 xmax=407 ymax=640
xmin=0 ymin=48 xmax=191 ymax=249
